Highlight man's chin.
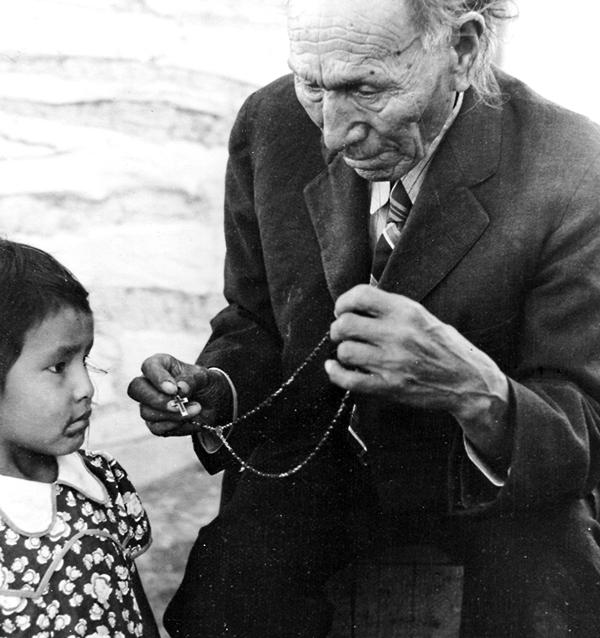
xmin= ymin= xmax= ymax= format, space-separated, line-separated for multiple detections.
xmin=343 ymin=157 xmax=414 ymax=182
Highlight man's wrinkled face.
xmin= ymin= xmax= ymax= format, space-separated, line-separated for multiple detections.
xmin=288 ymin=0 xmax=458 ymax=182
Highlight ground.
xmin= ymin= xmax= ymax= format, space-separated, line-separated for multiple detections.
xmin=136 ymin=464 xmax=223 ymax=630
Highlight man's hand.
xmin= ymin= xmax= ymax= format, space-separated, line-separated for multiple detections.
xmin=127 ymin=353 xmax=231 ymax=438
xmin=327 ymin=285 xmax=511 ymax=461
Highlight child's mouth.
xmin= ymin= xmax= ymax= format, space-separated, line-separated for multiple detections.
xmin=65 ymin=409 xmax=92 ymax=434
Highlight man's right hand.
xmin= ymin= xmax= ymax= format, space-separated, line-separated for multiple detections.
xmin=127 ymin=353 xmax=231 ymax=438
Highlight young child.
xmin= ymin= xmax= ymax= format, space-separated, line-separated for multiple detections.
xmin=0 ymin=239 xmax=159 ymax=637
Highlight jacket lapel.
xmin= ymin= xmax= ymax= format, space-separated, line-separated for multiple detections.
xmin=379 ymin=90 xmax=503 ymax=301
xmin=379 ymin=184 xmax=489 ymax=301
xmin=304 ymin=153 xmax=371 ymax=300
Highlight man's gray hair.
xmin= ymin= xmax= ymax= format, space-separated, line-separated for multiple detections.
xmin=408 ymin=0 xmax=514 ymax=103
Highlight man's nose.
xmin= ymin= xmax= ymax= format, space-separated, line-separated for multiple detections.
xmin=321 ymin=91 xmax=368 ymax=152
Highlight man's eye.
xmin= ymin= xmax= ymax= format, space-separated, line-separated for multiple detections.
xmin=354 ymin=87 xmax=379 ymax=99
xmin=48 ymin=362 xmax=66 ymax=374
xmin=305 ymin=85 xmax=322 ymax=95
xmin=296 ymin=77 xmax=323 ymax=100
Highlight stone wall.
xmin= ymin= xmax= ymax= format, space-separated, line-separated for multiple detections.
xmin=0 ymin=0 xmax=288 ymax=487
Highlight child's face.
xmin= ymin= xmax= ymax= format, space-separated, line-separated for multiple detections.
xmin=0 ymin=306 xmax=95 ymax=478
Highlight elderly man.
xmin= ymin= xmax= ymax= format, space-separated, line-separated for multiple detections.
xmin=129 ymin=0 xmax=600 ymax=636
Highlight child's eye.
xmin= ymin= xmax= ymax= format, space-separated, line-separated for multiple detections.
xmin=48 ymin=362 xmax=66 ymax=374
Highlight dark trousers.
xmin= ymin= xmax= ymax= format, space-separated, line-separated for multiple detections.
xmin=164 ymin=434 xmax=600 ymax=638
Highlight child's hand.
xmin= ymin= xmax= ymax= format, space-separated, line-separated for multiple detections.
xmin=127 ymin=354 xmax=231 ymax=437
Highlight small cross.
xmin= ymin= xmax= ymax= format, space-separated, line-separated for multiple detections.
xmin=173 ymin=393 xmax=189 ymax=417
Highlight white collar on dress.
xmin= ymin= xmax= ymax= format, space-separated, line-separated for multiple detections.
xmin=0 ymin=452 xmax=109 ymax=536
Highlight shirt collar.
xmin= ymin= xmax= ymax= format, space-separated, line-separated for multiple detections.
xmin=0 ymin=452 xmax=108 ymax=535
xmin=370 ymin=91 xmax=464 ymax=214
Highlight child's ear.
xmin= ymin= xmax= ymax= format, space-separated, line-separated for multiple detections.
xmin=451 ymin=12 xmax=485 ymax=93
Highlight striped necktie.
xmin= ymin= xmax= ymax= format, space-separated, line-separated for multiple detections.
xmin=348 ymin=184 xmax=413 ymax=463
xmin=370 ymin=180 xmax=412 ymax=285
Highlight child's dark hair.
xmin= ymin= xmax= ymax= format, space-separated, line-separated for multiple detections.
xmin=0 ymin=239 xmax=91 ymax=390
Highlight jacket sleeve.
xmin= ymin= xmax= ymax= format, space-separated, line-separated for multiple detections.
xmin=193 ymin=94 xmax=285 ymax=473
xmin=497 ymin=152 xmax=600 ymax=508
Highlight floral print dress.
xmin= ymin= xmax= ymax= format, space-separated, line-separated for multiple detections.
xmin=0 ymin=450 xmax=152 ymax=637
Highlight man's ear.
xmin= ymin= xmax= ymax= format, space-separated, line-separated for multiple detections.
xmin=451 ymin=12 xmax=485 ymax=92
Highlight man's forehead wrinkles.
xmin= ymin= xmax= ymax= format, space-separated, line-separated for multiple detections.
xmin=289 ymin=23 xmax=422 ymax=68
xmin=291 ymin=36 xmax=389 ymax=60
xmin=290 ymin=40 xmax=422 ymax=89
xmin=290 ymin=50 xmax=383 ymax=82
xmin=290 ymin=39 xmax=393 ymax=67
xmin=289 ymin=22 xmax=413 ymax=48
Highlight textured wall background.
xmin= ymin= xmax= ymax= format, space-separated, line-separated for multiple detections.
xmin=0 ymin=0 xmax=288 ymax=485
xmin=0 ymin=0 xmax=598 ymax=632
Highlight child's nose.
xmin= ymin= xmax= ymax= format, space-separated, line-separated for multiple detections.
xmin=74 ymin=366 xmax=95 ymax=402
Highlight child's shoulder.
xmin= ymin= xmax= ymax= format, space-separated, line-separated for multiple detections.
xmin=76 ymin=450 xmax=151 ymax=556
xmin=76 ymin=449 xmax=141 ymax=499
xmin=77 ymin=448 xmax=128 ymax=480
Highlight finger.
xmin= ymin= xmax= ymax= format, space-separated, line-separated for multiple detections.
xmin=174 ymin=366 xmax=212 ymax=397
xmin=336 ymin=340 xmax=380 ymax=369
xmin=145 ymin=419 xmax=204 ymax=438
xmin=140 ymin=353 xmax=182 ymax=395
xmin=330 ymin=313 xmax=384 ymax=344
xmin=335 ymin=285 xmax=399 ymax=318
xmin=127 ymin=376 xmax=176 ymax=410
xmin=140 ymin=401 xmax=203 ymax=423
xmin=324 ymin=359 xmax=382 ymax=393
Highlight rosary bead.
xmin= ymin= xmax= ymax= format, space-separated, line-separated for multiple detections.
xmin=201 ymin=332 xmax=348 ymax=478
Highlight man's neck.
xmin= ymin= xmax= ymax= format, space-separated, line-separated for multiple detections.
xmin=402 ymin=91 xmax=464 ymax=195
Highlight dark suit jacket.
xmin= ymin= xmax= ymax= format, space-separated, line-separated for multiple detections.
xmin=195 ymin=69 xmax=600 ymax=515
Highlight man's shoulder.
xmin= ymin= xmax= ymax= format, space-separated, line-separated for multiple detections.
xmin=236 ymin=74 xmax=319 ymax=146
xmin=497 ymin=69 xmax=600 ymax=156
xmin=247 ymin=74 xmax=299 ymax=112
xmin=251 ymin=73 xmax=297 ymax=107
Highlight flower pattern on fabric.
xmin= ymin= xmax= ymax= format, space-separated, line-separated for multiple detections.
xmin=0 ymin=451 xmax=151 ymax=637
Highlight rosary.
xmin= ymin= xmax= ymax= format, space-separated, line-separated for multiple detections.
xmin=174 ymin=333 xmax=353 ymax=479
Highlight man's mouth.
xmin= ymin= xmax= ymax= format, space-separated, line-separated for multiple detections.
xmin=344 ymin=155 xmax=385 ymax=169
xmin=342 ymin=149 xmax=400 ymax=168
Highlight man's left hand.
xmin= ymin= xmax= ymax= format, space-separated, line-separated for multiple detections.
xmin=327 ymin=285 xmax=510 ymax=457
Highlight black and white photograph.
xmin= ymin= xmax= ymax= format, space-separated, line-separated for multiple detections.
xmin=0 ymin=1 xmax=599 ymax=636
